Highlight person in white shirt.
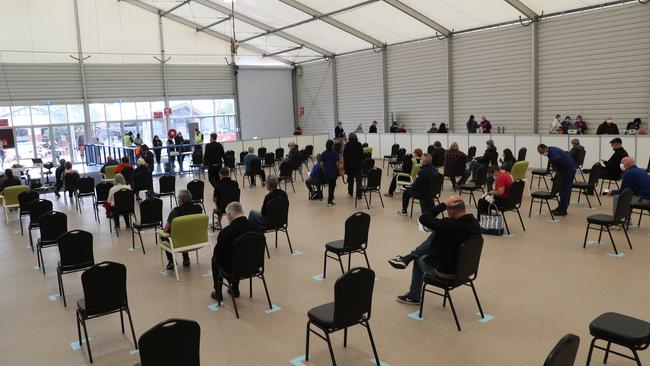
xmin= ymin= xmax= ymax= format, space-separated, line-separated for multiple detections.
xmin=107 ymin=173 xmax=133 ymax=228
xmin=550 ymin=114 xmax=562 ymax=134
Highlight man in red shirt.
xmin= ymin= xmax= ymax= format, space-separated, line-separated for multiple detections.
xmin=477 ymin=165 xmax=512 ymax=219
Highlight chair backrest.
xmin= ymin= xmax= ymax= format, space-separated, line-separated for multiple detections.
xmin=467 ymin=146 xmax=477 ymax=160
xmin=28 ymin=199 xmax=53 ymax=224
xmin=613 ymin=188 xmax=634 ymax=223
xmin=263 ymin=197 xmax=289 ymax=230
xmin=18 ymin=190 xmax=39 ymax=211
xmin=506 ymin=180 xmax=525 ymax=208
xmin=224 ymin=155 xmax=236 ymax=169
xmin=575 ymin=149 xmax=586 ymax=167
xmin=114 ymin=188 xmax=135 ymax=212
xmin=550 ymin=173 xmax=563 ymax=195
xmin=258 ymin=147 xmax=267 ymax=157
xmin=81 ymin=261 xmax=128 ymax=316
xmin=544 ymin=334 xmax=580 ymax=366
xmin=225 ymin=150 xmax=235 ymax=158
xmin=343 ymin=212 xmax=371 ymax=250
xmin=517 ymin=147 xmax=527 ymax=162
xmin=139 ymin=198 xmax=163 ymax=225
xmin=104 ymin=165 xmax=117 ymax=179
xmin=58 ymin=230 xmax=94 ymax=269
xmin=544 ymin=158 xmax=553 ymax=173
xmin=361 ymin=158 xmax=375 ymax=175
xmin=430 ymin=172 xmax=444 ymax=198
xmin=647 ymin=156 xmax=650 ymax=173
xmin=264 ymin=152 xmax=275 ymax=165
xmin=390 ymin=143 xmax=400 ymax=156
xmin=187 ymin=179 xmax=204 ymax=201
xmin=401 ymin=157 xmax=413 ymax=176
xmin=38 ymin=211 xmax=68 ymax=241
xmin=217 ymin=183 xmax=240 ymax=211
xmin=333 ymin=267 xmax=376 ymax=326
xmin=452 ymin=158 xmax=466 ymax=177
xmin=409 ymin=164 xmax=421 ymax=182
xmin=64 ymin=172 xmax=80 ymax=190
xmin=159 ymin=175 xmax=176 ymax=194
xmin=474 ymin=165 xmax=488 ymax=186
xmin=279 ymin=161 xmax=292 ymax=177
xmin=366 ymin=168 xmax=382 ymax=189
xmin=3 ymin=185 xmax=29 ymax=205
xmin=454 ymin=235 xmax=484 ymax=283
xmin=249 ymin=158 xmax=262 ymax=174
xmin=427 ymin=144 xmax=435 ymax=156
xmin=305 ymin=145 xmax=314 ymax=155
xmin=78 ymin=176 xmax=95 ymax=194
xmin=170 ymin=214 xmax=209 ymax=249
xmin=239 ymin=151 xmax=248 ymax=163
xmin=510 ymin=161 xmax=529 ymax=181
xmin=232 ymin=232 xmax=267 ymax=277
xmin=95 ymin=181 xmax=113 ymax=202
xmin=138 ymin=318 xmax=201 ymax=366
xmin=275 ymin=147 xmax=284 ymax=159
xmin=395 ymin=148 xmax=406 ymax=161
xmin=121 ymin=166 xmax=134 ymax=183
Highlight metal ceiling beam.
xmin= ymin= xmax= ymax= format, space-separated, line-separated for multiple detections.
xmin=159 ymin=0 xmax=191 ymax=16
xmin=119 ymin=0 xmax=293 ymax=65
xmin=264 ymin=46 xmax=303 ymax=58
xmin=240 ymin=0 xmax=378 ymax=44
xmin=192 ymin=0 xmax=333 ymax=57
xmin=382 ymin=0 xmax=451 ymax=36
xmin=279 ymin=0 xmax=385 ymax=48
xmin=504 ymin=0 xmax=539 ymax=20
xmin=196 ymin=15 xmax=231 ymax=32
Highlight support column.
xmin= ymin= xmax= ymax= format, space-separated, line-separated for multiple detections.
xmin=446 ymin=37 xmax=453 ymax=132
xmin=157 ymin=13 xmax=171 ymax=133
xmin=291 ymin=66 xmax=299 ymax=128
xmin=232 ymin=64 xmax=242 ymax=140
xmin=532 ymin=21 xmax=539 ymax=134
xmin=380 ymin=45 xmax=389 ymax=133
xmin=72 ymin=0 xmax=91 ymax=154
xmin=331 ymin=58 xmax=339 ymax=133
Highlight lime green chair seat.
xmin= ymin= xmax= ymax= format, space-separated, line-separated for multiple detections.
xmin=511 ymin=161 xmax=529 ymax=181
xmin=158 ymin=213 xmax=209 ymax=282
xmin=396 ymin=164 xmax=421 ymax=188
xmin=363 ymin=147 xmax=373 ymax=154
xmin=103 ymin=165 xmax=117 ymax=181
xmin=2 ymin=185 xmax=29 ymax=224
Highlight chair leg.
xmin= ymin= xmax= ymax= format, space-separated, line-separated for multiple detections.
xmin=528 ymin=199 xmax=534 ymax=218
xmin=632 ymin=348 xmax=642 ymax=366
xmin=138 ymin=230 xmax=145 ymax=254
xmin=546 ymin=200 xmax=555 ymax=221
xmin=595 ymin=190 xmax=602 ymax=205
xmin=605 ymin=226 xmax=619 ymax=255
xmin=516 ymin=209 xmax=525 ymax=231
xmin=229 ymin=281 xmax=240 ymax=319
xmin=322 ymin=250 xmax=328 ymax=278
xmin=622 ymin=225 xmax=633 ymax=250
xmin=260 ymin=274 xmax=273 ymax=310
xmin=60 ymin=271 xmax=67 ymax=307
xmin=29 ymin=229 xmax=34 ymax=251
xmin=365 ymin=321 xmax=381 ymax=366
xmin=81 ymin=317 xmax=93 ymax=363
xmin=344 ymin=327 xmax=347 ymax=347
xmin=469 ymin=281 xmax=485 ymax=318
xmin=305 ymin=322 xmax=311 ymax=361
xmin=347 ymin=253 xmax=351 ymax=271
xmin=337 ymin=254 xmax=345 ymax=274
xmin=603 ymin=341 xmax=611 ymax=364
xmin=76 ymin=311 xmax=82 ymax=348
xmin=324 ymin=332 xmax=337 ymax=366
xmin=125 ymin=308 xmax=138 ymax=349
xmin=173 ymin=255 xmax=180 ymax=282
xmin=585 ymin=338 xmax=597 ymax=366
xmin=446 ymin=291 xmax=462 ymax=331
xmin=284 ymin=229 xmax=294 ymax=253
xmin=19 ymin=216 xmax=23 ymax=235
xmin=362 ymin=250 xmax=371 ymax=269
xmin=418 ymin=283 xmax=427 ymax=318
xmin=119 ymin=308 xmax=125 ymax=333
xmin=502 ymin=212 xmax=510 ymax=235
xmin=583 ymin=224 xmax=591 ymax=248
xmin=378 ymin=190 xmax=384 ymax=207
xmin=265 ymin=242 xmax=270 ymax=259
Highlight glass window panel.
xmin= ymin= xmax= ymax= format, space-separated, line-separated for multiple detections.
xmin=70 ymin=124 xmax=85 ymax=163
xmin=31 ymin=106 xmax=50 ymax=125
xmin=170 ymin=117 xmax=189 ymax=137
xmin=215 ymin=99 xmax=235 ymax=115
xmin=33 ymin=127 xmax=51 ymax=160
xmin=67 ymin=104 xmax=84 ymax=122
xmin=151 ymin=101 xmax=165 ymax=116
xmin=50 ymin=105 xmax=68 ymax=124
xmin=89 ymin=103 xmax=105 ymax=122
xmin=198 ymin=117 xmax=215 ymax=135
xmin=15 ymin=127 xmax=33 ymax=160
xmin=52 ymin=125 xmax=72 ymax=163
xmin=136 ymin=102 xmax=152 ymax=119
xmin=121 ymin=102 xmax=137 ymax=120
xmin=94 ymin=122 xmax=122 ymax=146
xmin=0 ymin=106 xmax=11 ymax=126
xmin=152 ymin=120 xmax=167 ymax=148
xmin=105 ymin=103 xmax=121 ymax=121
xmin=192 ymin=100 xmax=214 ymax=116
xmin=216 ymin=115 xmax=237 ymax=142
xmin=169 ymin=100 xmax=192 ymax=117
xmin=11 ymin=106 xmax=31 ymax=126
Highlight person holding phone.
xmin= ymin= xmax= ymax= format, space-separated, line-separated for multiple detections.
xmin=602 ymin=157 xmax=650 ymax=215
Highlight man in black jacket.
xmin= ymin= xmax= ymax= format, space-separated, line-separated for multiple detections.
xmin=54 ymin=159 xmax=67 ymax=198
xmin=210 ymin=201 xmax=263 ymax=302
xmin=248 ymin=175 xmax=288 ymax=228
xmin=162 ymin=189 xmax=203 ymax=270
xmin=596 ymin=117 xmax=619 ymax=135
xmin=600 ymin=138 xmax=628 ymax=180
xmin=428 ymin=141 xmax=445 ymax=167
xmin=203 ymin=133 xmax=226 ymax=188
xmin=369 ymin=121 xmax=378 ymax=133
xmin=213 ymin=167 xmax=240 ymax=230
xmin=389 ymin=195 xmax=481 ymax=304
xmin=458 ymin=139 xmax=497 ymax=186
xmin=343 ymin=133 xmax=364 ymax=198
xmin=398 ymin=154 xmax=438 ymax=216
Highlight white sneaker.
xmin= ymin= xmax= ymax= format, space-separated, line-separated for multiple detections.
xmin=397 ymin=210 xmax=407 ymax=216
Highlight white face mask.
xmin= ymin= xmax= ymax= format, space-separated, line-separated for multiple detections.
xmin=620 ymin=164 xmax=625 ymax=171
xmin=607 ymin=120 xmax=612 ymax=124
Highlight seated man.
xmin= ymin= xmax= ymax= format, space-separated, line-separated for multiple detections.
xmin=213 ymin=167 xmax=240 ymax=229
xmin=243 ymin=147 xmax=266 ymax=186
xmin=114 ymin=156 xmax=132 ymax=174
xmin=0 ymin=169 xmax=21 ymax=194
xmin=600 ymin=138 xmax=628 ymax=180
xmin=388 ymin=195 xmax=481 ymax=304
xmin=429 ymin=141 xmax=445 ymax=168
xmin=249 ymin=175 xmax=287 ymax=228
xmin=477 ymin=165 xmax=512 ymax=220
xmin=443 ymin=142 xmax=466 ymax=187
xmin=211 ymin=202 xmax=263 ymax=302
xmin=100 ymin=156 xmax=119 ymax=174
xmin=458 ymin=139 xmax=497 ymax=186
xmin=568 ymin=138 xmax=585 ymax=164
xmin=603 ymin=157 xmax=650 ymax=215
xmin=54 ymin=159 xmax=67 ymax=198
xmin=62 ymin=162 xmax=79 ymax=199
xmin=398 ymin=153 xmax=437 ymax=216
xmin=305 ymin=153 xmax=323 ymax=200
xmin=162 ymin=189 xmax=203 ymax=270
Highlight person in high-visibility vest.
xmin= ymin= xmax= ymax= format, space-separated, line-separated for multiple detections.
xmin=194 ymin=129 xmax=204 ymax=144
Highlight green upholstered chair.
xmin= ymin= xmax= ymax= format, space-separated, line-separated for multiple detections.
xmin=102 ymin=165 xmax=117 ymax=182
xmin=2 ymin=185 xmax=29 ymax=224
xmin=396 ymin=163 xmax=420 ymax=189
xmin=510 ymin=161 xmax=529 ymax=181
xmin=158 ymin=213 xmax=209 ymax=282
xmin=363 ymin=147 xmax=373 ymax=154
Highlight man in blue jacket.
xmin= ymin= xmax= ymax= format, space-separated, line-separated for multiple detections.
xmin=398 ymin=154 xmax=438 ymax=216
xmin=537 ymin=144 xmax=577 ymax=216
xmin=603 ymin=157 xmax=650 ymax=215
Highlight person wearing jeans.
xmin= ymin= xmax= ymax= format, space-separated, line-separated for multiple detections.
xmin=399 ymin=154 xmax=437 ymax=216
xmin=604 ymin=157 xmax=650 ymax=215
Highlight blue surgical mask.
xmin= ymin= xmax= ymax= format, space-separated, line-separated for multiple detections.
xmin=543 ymin=152 xmax=548 ymax=157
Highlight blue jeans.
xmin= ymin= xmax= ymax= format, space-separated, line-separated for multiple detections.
xmin=409 ymin=256 xmax=437 ymax=299
xmin=458 ymin=160 xmax=481 ymax=185
xmin=248 ymin=210 xmax=266 ymax=228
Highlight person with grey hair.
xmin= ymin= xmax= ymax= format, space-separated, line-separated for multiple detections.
xmin=390 ymin=195 xmax=481 ymax=305
xmin=248 ymin=175 xmax=288 ymax=228
xmin=568 ymin=138 xmax=585 ymax=164
xmin=211 ymin=201 xmax=263 ymax=302
xmin=106 ymin=173 xmax=132 ymax=229
xmin=162 ymin=189 xmax=203 ymax=270
xmin=243 ymin=146 xmax=266 ymax=186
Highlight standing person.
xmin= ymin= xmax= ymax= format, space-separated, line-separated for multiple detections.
xmin=550 ymin=114 xmax=562 ymax=134
xmin=603 ymin=157 xmax=650 ymax=215
xmin=353 ymin=123 xmax=363 ymax=133
xmin=536 ymin=144 xmax=577 ymax=216
xmin=320 ymin=139 xmax=340 ymax=207
xmin=123 ymin=132 xmax=133 ymax=147
xmin=194 ymin=128 xmax=204 ymax=143
xmin=306 ymin=153 xmax=323 ymax=200
xmin=389 ymin=121 xmax=398 ymax=133
xmin=574 ymin=116 xmax=588 ymax=134
xmin=174 ymin=132 xmax=185 ymax=172
xmin=396 ymin=123 xmax=407 ymax=133
xmin=427 ymin=123 xmax=438 ymax=133
xmin=203 ymin=133 xmax=226 ymax=187
xmin=293 ymin=126 xmax=303 ymax=136
xmin=152 ymin=135 xmax=163 ymax=164
xmin=334 ymin=122 xmax=345 ymax=138
xmin=369 ymin=121 xmax=378 ymax=133
xmin=466 ymin=115 xmax=479 ymax=133
xmin=134 ymin=133 xmax=143 ymax=146
xmin=161 ymin=189 xmax=203 ymax=270
xmin=166 ymin=135 xmax=176 ymax=171
xmin=480 ymin=116 xmax=492 ymax=134
xmin=438 ymin=123 xmax=448 ymax=133
xmin=54 ymin=158 xmax=66 ymax=198
xmin=342 ymin=133 xmax=363 ymax=199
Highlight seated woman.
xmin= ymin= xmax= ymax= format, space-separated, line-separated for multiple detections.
xmin=106 ymin=173 xmax=133 ymax=229
xmin=499 ymin=148 xmax=516 ymax=173
xmin=477 ymin=165 xmax=512 ymax=220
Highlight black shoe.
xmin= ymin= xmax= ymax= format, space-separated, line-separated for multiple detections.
xmin=388 ymin=256 xmax=409 ymax=269
xmin=166 ymin=261 xmax=174 ymax=271
xmin=227 ymin=288 xmax=240 ymax=298
xmin=210 ymin=291 xmax=223 ymax=303
xmin=182 ymin=259 xmax=190 ymax=267
xmin=396 ymin=293 xmax=420 ymax=305
xmin=551 ymin=209 xmax=567 ymax=216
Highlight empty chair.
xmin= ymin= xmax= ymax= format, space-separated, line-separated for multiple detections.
xmin=529 ymin=173 xmax=563 ymax=221
xmin=629 ymin=199 xmax=650 ymax=228
xmin=257 ymin=147 xmax=267 ymax=158
xmin=236 ymin=151 xmax=248 ymax=173
xmin=574 ymin=148 xmax=587 ymax=181
xmin=418 ymin=235 xmax=485 ymax=331
xmin=158 ymin=213 xmax=210 ymax=282
xmin=186 ymin=180 xmax=205 ymax=213
xmin=586 ymin=312 xmax=650 ymax=366
xmin=382 ymin=143 xmax=399 ymax=169
xmin=498 ymin=180 xmax=526 ymax=235
xmin=17 ymin=189 xmax=39 ymax=235
xmin=572 ymin=163 xmax=602 ymax=208
xmin=131 ymin=198 xmax=163 ymax=254
xmin=63 ymin=172 xmax=80 ymax=205
xmin=305 ymin=267 xmax=380 ymax=366
xmin=263 ymin=152 xmax=276 ymax=174
xmin=93 ymin=181 xmax=113 ymax=223
xmin=76 ymin=261 xmax=138 ymax=364
xmin=3 ymin=185 xmax=29 ymax=224
xmin=387 ymin=148 xmax=406 ymax=175
xmin=323 ymin=212 xmax=371 ymax=278
xmin=154 ymin=175 xmax=177 ymax=208
xmin=544 ymin=334 xmax=580 ymax=366
xmin=212 ymin=182 xmax=240 ymax=231
xmin=278 ymin=161 xmax=295 ymax=193
xmin=259 ymin=198 xmax=293 ymax=257
xmin=224 ymin=155 xmax=238 ymax=182
xmin=356 ymin=168 xmax=384 ymax=210
xmin=36 ymin=211 xmax=68 ymax=274
xmin=458 ymin=165 xmax=488 ymax=207
xmin=510 ymin=161 xmax=529 ymax=181
xmin=360 ymin=158 xmax=375 ymax=182
xmin=517 ymin=147 xmax=527 ymax=162
xmin=137 ymin=318 xmax=200 ymax=366
xmin=102 ymin=165 xmax=117 ymax=181
xmin=57 ymin=230 xmax=94 ymax=307
xmin=305 ymin=144 xmax=314 ymax=164
xmin=215 ymin=232 xmax=273 ymax=319
xmin=583 ymin=188 xmax=633 ymax=255
xmin=75 ymin=176 xmax=95 ymax=213
xmin=27 ymin=199 xmax=53 ymax=251
xmin=274 ymin=147 xmax=284 ymax=163
xmin=531 ymin=158 xmax=553 ymax=190
xmin=110 ymin=189 xmax=136 ymax=235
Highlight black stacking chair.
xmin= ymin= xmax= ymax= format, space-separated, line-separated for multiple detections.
xmin=263 ymin=152 xmax=276 ymax=174
xmin=305 ymin=267 xmax=380 ymax=366
xmin=529 ymin=173 xmax=563 ymax=220
xmin=278 ymin=161 xmax=295 ymax=193
xmin=64 ymin=172 xmax=80 ymax=206
xmin=392 ymin=154 xmax=413 ymax=176
xmin=459 ymin=165 xmax=488 ymax=207
xmin=186 ymin=180 xmax=205 ymax=213
xmin=572 ymin=163 xmax=602 ymax=208
xmin=586 ymin=312 xmax=650 ymax=366
xmin=531 ymin=158 xmax=553 ymax=190
xmin=120 ymin=166 xmax=134 ymax=184
xmin=629 ymin=200 xmax=650 ymax=229
xmin=360 ymin=158 xmax=375 ymax=183
xmin=275 ymin=147 xmax=285 ymax=164
xmin=213 ymin=183 xmax=240 ymax=231
xmin=411 ymin=172 xmax=444 ymax=218
xmin=305 ymin=144 xmax=314 ymax=164
xmin=517 ymin=147 xmax=527 ymax=162
xmin=574 ymin=148 xmax=587 ymax=181
xmin=383 ymin=143 xmax=399 ymax=169
xmin=57 ymin=230 xmax=94 ymax=307
xmin=36 ymin=211 xmax=68 ymax=275
xmin=137 ymin=319 xmax=200 ymax=366
xmin=110 ymin=189 xmax=136 ymax=236
xmin=583 ymin=188 xmax=633 ymax=255
xmin=94 ymin=181 xmax=113 ymax=223
xmin=257 ymin=147 xmax=267 ymax=159
xmin=323 ymin=212 xmax=371 ymax=278
xmin=498 ymin=180 xmax=526 ymax=235
xmin=236 ymin=151 xmax=248 ymax=174
xmin=356 ymin=167 xmax=383 ymax=210
xmin=260 ymin=198 xmax=293 ymax=257
xmin=76 ymin=176 xmax=95 ymax=213
xmin=154 ymin=175 xmax=177 ymax=208
xmin=76 ymin=261 xmax=138 ymax=364
xmin=242 ymin=159 xmax=263 ymax=189
xmin=418 ymin=235 xmax=485 ymax=331
xmin=131 ymin=198 xmax=163 ymax=254
xmin=446 ymin=158 xmax=467 ymax=191
xmin=224 ymin=155 xmax=238 ymax=182
xmin=467 ymin=146 xmax=477 ymax=162
xmin=215 ymin=232 xmax=272 ymax=319
xmin=544 ymin=334 xmax=580 ymax=366
xmin=27 ymin=199 xmax=53 ymax=251
xmin=17 ymin=189 xmax=39 ymax=235
xmin=387 ymin=148 xmax=406 ymax=175
xmin=646 ymin=156 xmax=650 ymax=173
xmin=132 ymin=168 xmax=153 ymax=200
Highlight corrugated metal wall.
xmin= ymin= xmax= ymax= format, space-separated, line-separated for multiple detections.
xmin=85 ymin=64 xmax=164 ymax=101
xmin=0 ymin=64 xmax=82 ymax=103
xmin=295 ymin=60 xmax=335 ymax=134
xmin=166 ymin=64 xmax=234 ymax=99
xmin=452 ymin=25 xmax=533 ymax=134
xmin=386 ymin=39 xmax=448 ymax=133
xmin=538 ymin=3 xmax=650 ymax=132
xmin=336 ymin=50 xmax=383 ymax=133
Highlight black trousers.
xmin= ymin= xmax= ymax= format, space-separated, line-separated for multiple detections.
xmin=249 ymin=171 xmax=266 ymax=185
xmin=306 ymin=177 xmax=322 ymax=196
xmin=326 ymin=178 xmax=337 ymax=203
xmin=402 ymin=189 xmax=433 ymax=214
xmin=347 ymin=169 xmax=362 ymax=197
xmin=388 ymin=176 xmax=398 ymax=194
xmin=154 ymin=150 xmax=161 ymax=164
xmin=110 ymin=208 xmax=131 ymax=228
xmin=208 ymin=164 xmax=222 ymax=188
xmin=477 ymin=196 xmax=507 ymax=220
xmin=211 ymin=256 xmax=238 ymax=294
xmin=55 ymin=180 xmax=63 ymax=194
xmin=163 ymin=239 xmax=189 ymax=263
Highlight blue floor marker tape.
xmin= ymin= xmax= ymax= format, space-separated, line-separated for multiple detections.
xmin=478 ymin=313 xmax=494 ymax=323
xmin=607 ymin=253 xmax=625 ymax=257
xmin=289 ymin=355 xmax=307 ymax=366
xmin=208 ymin=303 xmax=220 ymax=312
xmin=128 ymin=246 xmax=141 ymax=252
xmin=292 ymin=250 xmax=303 ymax=256
xmin=371 ymin=359 xmax=390 ymax=366
xmin=547 ymin=219 xmax=561 ymax=223
xmin=48 ymin=295 xmax=60 ymax=302
xmin=70 ymin=338 xmax=91 ymax=350
xmin=312 ymin=274 xmax=323 ymax=281
xmin=585 ymin=240 xmax=601 ymax=245
xmin=33 ymin=265 xmax=41 ymax=271
xmin=408 ymin=311 xmax=423 ymax=320
xmin=265 ymin=304 xmax=282 ymax=314
xmin=159 ymin=270 xmax=169 ymax=276
xmin=202 ymin=271 xmax=212 ymax=278
xmin=129 ymin=349 xmax=139 ymax=356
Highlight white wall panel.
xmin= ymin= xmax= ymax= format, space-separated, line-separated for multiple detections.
xmin=448 ymin=133 xmax=469 ymax=154
xmin=295 ymin=61 xmax=335 ymax=135
xmin=514 ymin=135 xmax=542 ymax=169
xmin=379 ymin=134 xmax=395 ymax=158
xmin=600 ymin=136 xmax=635 ymax=161
xmin=313 ymin=134 xmax=329 ymax=156
xmin=411 ymin=134 xmax=429 ymax=152
xmin=579 ymin=136 xmax=601 ymax=169
xmin=223 ymin=141 xmax=244 ymax=158
xmin=261 ymin=138 xmax=282 ymax=152
xmin=636 ymin=136 xmax=650 ymax=171
xmin=296 ymin=136 xmax=314 ymax=151
xmin=336 ymin=51 xmax=383 ymax=133
xmin=394 ymin=134 xmax=412 ymax=154
xmin=363 ymin=134 xmax=381 ymax=158
xmin=491 ymin=135 xmax=516 ymax=160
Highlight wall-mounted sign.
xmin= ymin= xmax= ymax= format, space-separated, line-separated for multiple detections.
xmin=164 ymin=107 xmax=172 ymax=116
xmin=298 ymin=106 xmax=304 ymax=118
xmin=0 ymin=119 xmax=8 ymax=127
xmin=153 ymin=111 xmax=164 ymax=119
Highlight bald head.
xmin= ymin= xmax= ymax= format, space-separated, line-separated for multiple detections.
xmin=621 ymin=157 xmax=635 ymax=170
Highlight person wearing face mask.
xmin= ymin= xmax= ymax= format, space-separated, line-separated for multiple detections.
xmin=597 ymin=117 xmax=619 ymax=135
xmin=574 ymin=116 xmax=587 ymax=134
xmin=536 ymin=144 xmax=577 ymax=216
xmin=561 ymin=116 xmax=572 ymax=134
xmin=603 ymin=157 xmax=650 ymax=216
